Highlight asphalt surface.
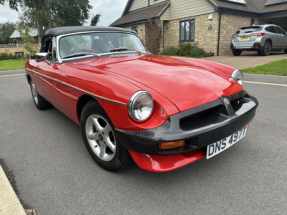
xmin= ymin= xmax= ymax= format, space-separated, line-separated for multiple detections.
xmin=0 ymin=70 xmax=287 ymax=215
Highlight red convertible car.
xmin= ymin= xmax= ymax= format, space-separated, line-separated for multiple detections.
xmin=25 ymin=26 xmax=258 ymax=172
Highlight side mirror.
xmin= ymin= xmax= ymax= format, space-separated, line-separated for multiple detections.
xmin=285 ymin=32 xmax=287 ymax=36
xmin=35 ymin=53 xmax=48 ymax=62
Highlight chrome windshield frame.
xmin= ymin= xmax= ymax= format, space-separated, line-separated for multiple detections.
xmin=56 ymin=31 xmax=150 ymax=63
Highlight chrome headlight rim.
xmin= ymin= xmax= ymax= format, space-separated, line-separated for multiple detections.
xmin=128 ymin=91 xmax=154 ymax=122
xmin=231 ymin=69 xmax=244 ymax=85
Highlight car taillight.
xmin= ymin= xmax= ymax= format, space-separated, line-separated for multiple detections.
xmin=232 ymin=34 xmax=238 ymax=38
xmin=252 ymin=32 xmax=265 ymax=37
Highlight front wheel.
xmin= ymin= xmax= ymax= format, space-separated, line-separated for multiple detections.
xmin=232 ymin=49 xmax=242 ymax=56
xmin=80 ymin=100 xmax=132 ymax=172
xmin=29 ymin=79 xmax=50 ymax=110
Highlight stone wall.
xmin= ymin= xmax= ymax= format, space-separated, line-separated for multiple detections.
xmin=219 ymin=13 xmax=259 ymax=55
xmin=0 ymin=44 xmax=40 ymax=56
xmin=163 ymin=12 xmax=220 ymax=54
xmin=124 ymin=23 xmax=146 ymax=43
xmin=123 ymin=12 xmax=265 ymax=56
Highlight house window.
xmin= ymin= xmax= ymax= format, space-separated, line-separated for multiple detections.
xmin=132 ymin=26 xmax=138 ymax=33
xmin=250 ymin=19 xmax=255 ymax=26
xmin=180 ymin=19 xmax=195 ymax=42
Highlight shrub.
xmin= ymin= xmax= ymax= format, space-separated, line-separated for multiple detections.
xmin=9 ymin=53 xmax=13 ymax=60
xmin=160 ymin=46 xmax=179 ymax=56
xmin=176 ymin=43 xmax=195 ymax=57
xmin=189 ymin=47 xmax=205 ymax=57
xmin=0 ymin=53 xmax=9 ymax=60
xmin=161 ymin=43 xmax=206 ymax=58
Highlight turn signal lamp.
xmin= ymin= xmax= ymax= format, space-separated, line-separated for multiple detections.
xmin=159 ymin=140 xmax=185 ymax=150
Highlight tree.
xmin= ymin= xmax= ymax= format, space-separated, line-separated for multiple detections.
xmin=2 ymin=0 xmax=92 ymax=42
xmin=90 ymin=14 xmax=101 ymax=26
xmin=19 ymin=26 xmax=38 ymax=58
xmin=145 ymin=19 xmax=163 ymax=55
xmin=0 ymin=0 xmax=20 ymax=11
xmin=0 ymin=21 xmax=17 ymax=44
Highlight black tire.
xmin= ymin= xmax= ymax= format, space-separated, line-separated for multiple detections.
xmin=284 ymin=49 xmax=287 ymax=54
xmin=29 ymin=78 xmax=50 ymax=110
xmin=262 ymin=41 xmax=271 ymax=56
xmin=257 ymin=50 xmax=263 ymax=56
xmin=232 ymin=49 xmax=242 ymax=56
xmin=80 ymin=100 xmax=132 ymax=172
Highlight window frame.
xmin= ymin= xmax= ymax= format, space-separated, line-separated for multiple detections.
xmin=131 ymin=26 xmax=138 ymax=33
xmin=275 ymin=26 xmax=285 ymax=35
xmin=179 ymin=19 xmax=195 ymax=42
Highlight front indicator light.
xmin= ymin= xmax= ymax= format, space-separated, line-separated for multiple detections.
xmin=159 ymin=140 xmax=185 ymax=150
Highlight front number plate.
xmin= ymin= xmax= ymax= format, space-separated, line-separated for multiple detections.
xmin=206 ymin=126 xmax=248 ymax=159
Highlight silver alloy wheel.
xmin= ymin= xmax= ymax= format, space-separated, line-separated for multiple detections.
xmin=265 ymin=42 xmax=271 ymax=53
xmin=30 ymin=80 xmax=38 ymax=105
xmin=85 ymin=114 xmax=116 ymax=161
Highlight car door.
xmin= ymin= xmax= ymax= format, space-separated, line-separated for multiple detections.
xmin=275 ymin=26 xmax=287 ymax=49
xmin=33 ymin=38 xmax=57 ymax=105
xmin=265 ymin=26 xmax=279 ymax=48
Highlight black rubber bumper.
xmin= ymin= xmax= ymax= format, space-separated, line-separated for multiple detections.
xmin=115 ymin=91 xmax=258 ymax=155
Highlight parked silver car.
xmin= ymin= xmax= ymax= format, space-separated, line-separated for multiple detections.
xmin=230 ymin=24 xmax=287 ymax=56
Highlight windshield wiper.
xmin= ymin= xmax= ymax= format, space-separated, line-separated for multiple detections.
xmin=110 ymin=47 xmax=141 ymax=54
xmin=62 ymin=52 xmax=99 ymax=59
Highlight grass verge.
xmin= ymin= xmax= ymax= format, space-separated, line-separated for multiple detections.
xmin=242 ymin=59 xmax=287 ymax=76
xmin=0 ymin=59 xmax=28 ymax=71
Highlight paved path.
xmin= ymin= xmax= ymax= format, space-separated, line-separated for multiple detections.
xmin=207 ymin=51 xmax=287 ymax=69
xmin=0 ymin=72 xmax=287 ymax=214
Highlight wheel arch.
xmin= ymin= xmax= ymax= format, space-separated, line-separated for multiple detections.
xmin=27 ymin=74 xmax=32 ymax=84
xmin=77 ymin=95 xmax=102 ymax=122
xmin=265 ymin=38 xmax=272 ymax=46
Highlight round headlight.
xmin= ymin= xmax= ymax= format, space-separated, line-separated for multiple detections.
xmin=128 ymin=91 xmax=154 ymax=122
xmin=231 ymin=69 xmax=244 ymax=85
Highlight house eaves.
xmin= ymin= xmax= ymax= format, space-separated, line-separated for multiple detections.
xmin=207 ymin=0 xmax=287 ymax=17
xmin=110 ymin=1 xmax=171 ymax=27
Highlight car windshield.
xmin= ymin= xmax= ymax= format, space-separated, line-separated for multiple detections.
xmin=59 ymin=32 xmax=148 ymax=59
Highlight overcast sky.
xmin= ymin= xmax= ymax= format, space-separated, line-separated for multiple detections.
xmin=0 ymin=0 xmax=127 ymax=26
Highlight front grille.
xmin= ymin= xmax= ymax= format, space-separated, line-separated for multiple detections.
xmin=180 ymin=104 xmax=229 ymax=131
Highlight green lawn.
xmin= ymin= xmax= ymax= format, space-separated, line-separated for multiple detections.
xmin=0 ymin=59 xmax=28 ymax=71
xmin=242 ymin=59 xmax=287 ymax=76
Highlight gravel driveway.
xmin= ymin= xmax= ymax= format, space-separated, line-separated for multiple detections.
xmin=207 ymin=51 xmax=287 ymax=69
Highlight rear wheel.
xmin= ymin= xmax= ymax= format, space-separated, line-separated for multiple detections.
xmin=232 ymin=49 xmax=242 ymax=56
xmin=80 ymin=100 xmax=132 ymax=172
xmin=29 ymin=78 xmax=50 ymax=110
xmin=257 ymin=50 xmax=263 ymax=56
xmin=284 ymin=49 xmax=287 ymax=54
xmin=262 ymin=41 xmax=271 ymax=56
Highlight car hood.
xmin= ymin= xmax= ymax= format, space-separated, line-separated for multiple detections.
xmin=76 ymin=55 xmax=243 ymax=112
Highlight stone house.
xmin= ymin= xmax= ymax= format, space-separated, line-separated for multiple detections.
xmin=10 ymin=28 xmax=39 ymax=45
xmin=110 ymin=0 xmax=287 ymax=55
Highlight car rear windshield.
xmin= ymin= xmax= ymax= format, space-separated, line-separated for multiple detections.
xmin=236 ymin=26 xmax=262 ymax=34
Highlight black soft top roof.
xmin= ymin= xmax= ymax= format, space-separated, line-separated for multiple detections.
xmin=44 ymin=26 xmax=135 ymax=37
